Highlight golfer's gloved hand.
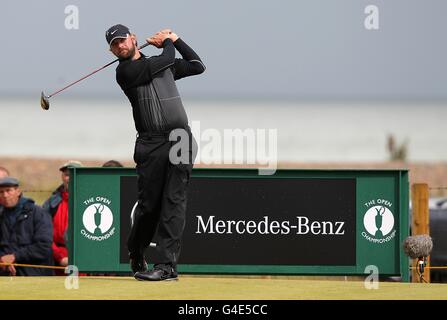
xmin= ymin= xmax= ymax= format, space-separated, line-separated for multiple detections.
xmin=159 ymin=29 xmax=179 ymax=42
xmin=160 ymin=29 xmax=178 ymax=42
xmin=147 ymin=29 xmax=175 ymax=48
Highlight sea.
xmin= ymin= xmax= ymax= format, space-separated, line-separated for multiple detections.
xmin=1 ymin=97 xmax=446 ymax=163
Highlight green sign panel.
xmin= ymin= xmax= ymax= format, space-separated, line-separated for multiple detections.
xmin=68 ymin=168 xmax=409 ymax=281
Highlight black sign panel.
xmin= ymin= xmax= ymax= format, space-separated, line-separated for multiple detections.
xmin=120 ymin=176 xmax=356 ymax=266
xmin=120 ymin=176 xmax=137 ymax=264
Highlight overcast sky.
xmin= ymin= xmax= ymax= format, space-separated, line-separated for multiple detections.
xmin=1 ymin=0 xmax=447 ymax=100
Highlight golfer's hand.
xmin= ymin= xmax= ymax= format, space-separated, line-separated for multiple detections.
xmin=147 ymin=35 xmax=166 ymax=48
xmin=147 ymin=30 xmax=173 ymax=48
xmin=160 ymin=29 xmax=179 ymax=42
xmin=169 ymin=32 xmax=179 ymax=42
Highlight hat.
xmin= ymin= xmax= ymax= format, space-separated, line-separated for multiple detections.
xmin=59 ymin=160 xmax=83 ymax=172
xmin=0 ymin=177 xmax=19 ymax=187
xmin=105 ymin=24 xmax=131 ymax=46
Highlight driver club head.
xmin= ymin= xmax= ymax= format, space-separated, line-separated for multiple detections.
xmin=40 ymin=91 xmax=50 ymax=110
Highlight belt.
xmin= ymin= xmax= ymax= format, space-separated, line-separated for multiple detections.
xmin=137 ymin=131 xmax=171 ymax=139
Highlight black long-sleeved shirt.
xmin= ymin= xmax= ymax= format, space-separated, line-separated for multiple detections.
xmin=116 ymin=38 xmax=205 ymax=133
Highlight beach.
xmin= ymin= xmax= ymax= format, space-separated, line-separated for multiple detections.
xmin=1 ymin=98 xmax=447 ymax=162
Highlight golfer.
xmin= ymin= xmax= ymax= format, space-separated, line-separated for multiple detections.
xmin=106 ymin=24 xmax=205 ymax=281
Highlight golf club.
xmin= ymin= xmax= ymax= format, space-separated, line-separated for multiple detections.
xmin=40 ymin=42 xmax=150 ymax=110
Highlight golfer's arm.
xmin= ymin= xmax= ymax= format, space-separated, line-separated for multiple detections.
xmin=116 ymin=39 xmax=176 ymax=90
xmin=172 ymin=38 xmax=206 ymax=80
xmin=149 ymin=38 xmax=176 ymax=76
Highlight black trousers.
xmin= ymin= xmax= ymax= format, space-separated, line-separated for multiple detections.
xmin=127 ymin=128 xmax=196 ymax=269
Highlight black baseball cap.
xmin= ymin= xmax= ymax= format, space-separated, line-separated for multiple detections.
xmin=105 ymin=24 xmax=131 ymax=46
xmin=0 ymin=177 xmax=19 ymax=188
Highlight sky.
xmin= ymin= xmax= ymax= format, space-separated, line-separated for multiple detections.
xmin=1 ymin=0 xmax=447 ymax=100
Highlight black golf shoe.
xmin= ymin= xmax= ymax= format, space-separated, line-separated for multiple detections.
xmin=129 ymin=256 xmax=148 ymax=274
xmin=134 ymin=265 xmax=178 ymax=281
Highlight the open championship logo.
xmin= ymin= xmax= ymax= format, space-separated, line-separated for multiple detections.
xmin=362 ymin=199 xmax=396 ymax=244
xmin=364 ymin=206 xmax=394 ymax=237
xmin=81 ymin=197 xmax=116 ymax=241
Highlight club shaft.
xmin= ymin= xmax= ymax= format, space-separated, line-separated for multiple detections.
xmin=48 ymin=42 xmax=150 ymax=98
xmin=49 ymin=59 xmax=118 ymax=97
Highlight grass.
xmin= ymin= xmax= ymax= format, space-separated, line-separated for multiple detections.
xmin=1 ymin=276 xmax=447 ymax=300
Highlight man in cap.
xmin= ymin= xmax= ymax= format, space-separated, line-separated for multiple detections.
xmin=106 ymin=24 xmax=205 ymax=281
xmin=0 ymin=177 xmax=54 ymax=276
xmin=43 ymin=160 xmax=82 ymax=271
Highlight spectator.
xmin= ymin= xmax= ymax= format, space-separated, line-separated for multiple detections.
xmin=0 ymin=167 xmax=9 ymax=179
xmin=43 ymin=160 xmax=82 ymax=271
xmin=102 ymin=160 xmax=124 ymax=167
xmin=0 ymin=177 xmax=54 ymax=276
